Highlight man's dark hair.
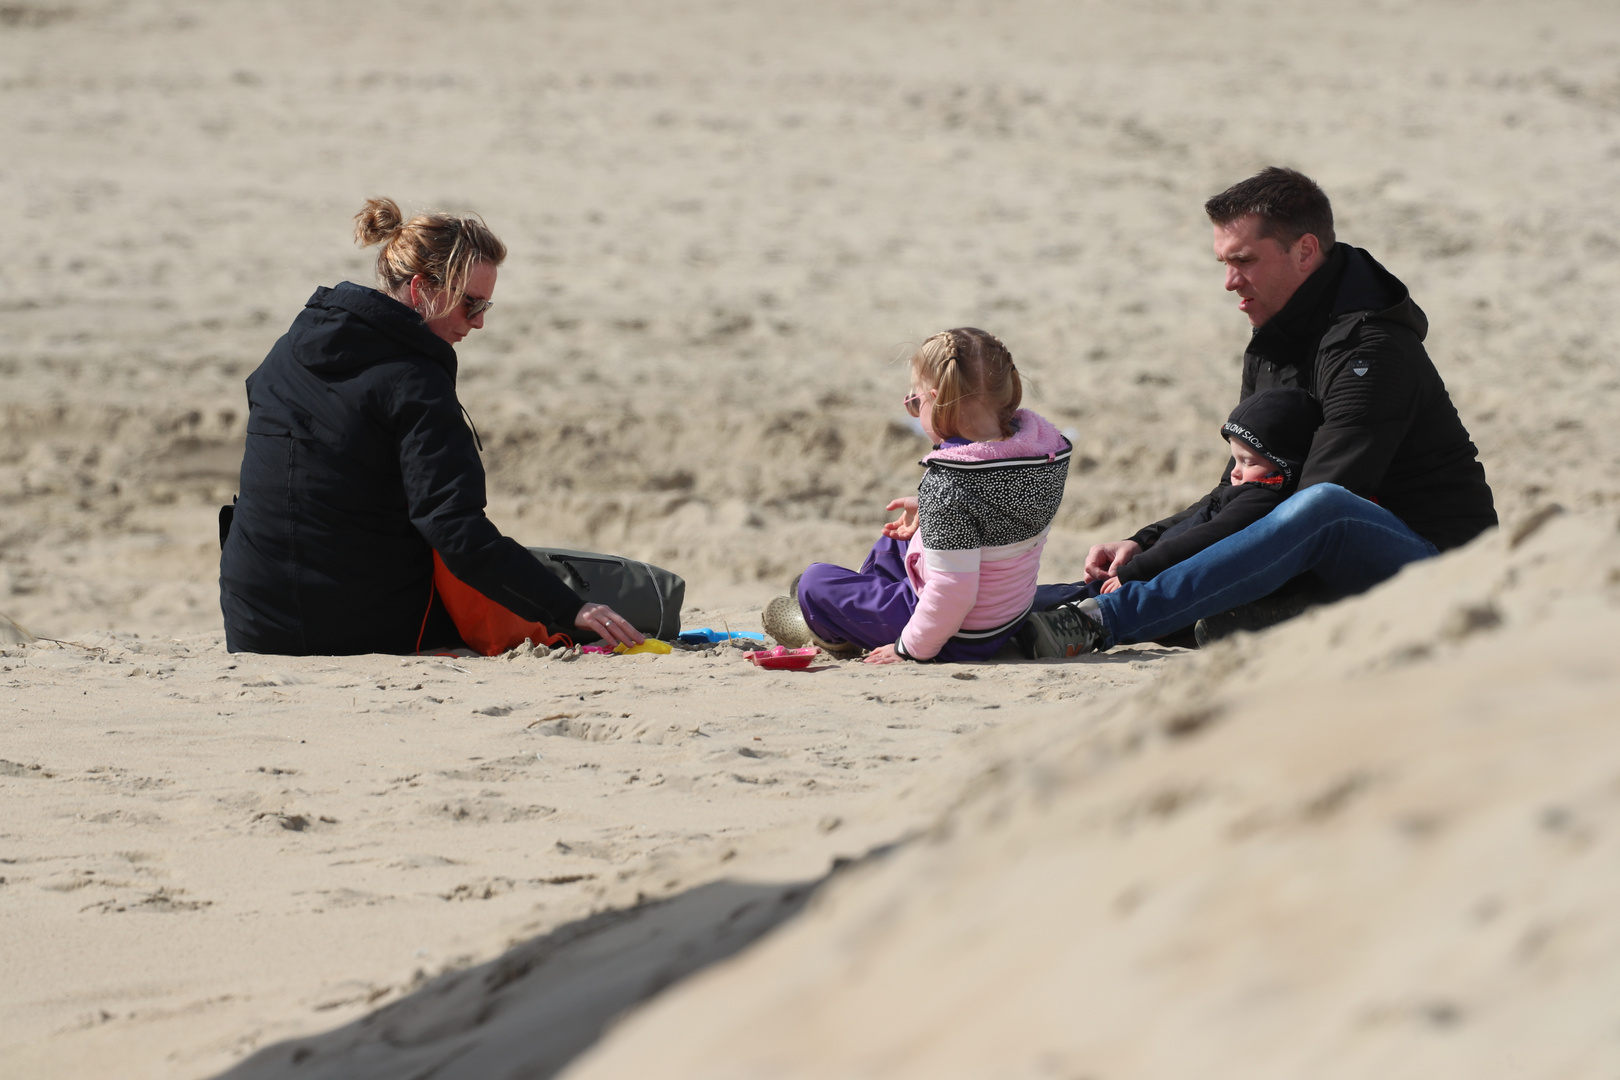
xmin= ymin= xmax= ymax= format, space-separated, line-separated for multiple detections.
xmin=1205 ymin=166 xmax=1335 ymax=250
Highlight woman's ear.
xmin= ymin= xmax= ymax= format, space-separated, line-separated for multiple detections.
xmin=407 ymin=274 xmax=439 ymax=318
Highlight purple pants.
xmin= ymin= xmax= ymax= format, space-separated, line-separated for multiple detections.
xmin=797 ymin=536 xmax=1021 ymax=663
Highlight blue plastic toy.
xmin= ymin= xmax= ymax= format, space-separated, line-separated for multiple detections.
xmin=677 ymin=628 xmax=766 ymax=645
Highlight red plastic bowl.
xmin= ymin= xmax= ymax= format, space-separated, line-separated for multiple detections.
xmin=745 ymin=646 xmax=819 ymax=670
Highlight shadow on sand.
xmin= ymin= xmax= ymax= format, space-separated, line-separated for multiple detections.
xmin=214 ymin=875 xmax=822 ymax=1080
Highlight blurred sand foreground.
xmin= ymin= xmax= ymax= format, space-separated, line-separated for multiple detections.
xmin=2 ymin=1 xmax=1619 ymax=1077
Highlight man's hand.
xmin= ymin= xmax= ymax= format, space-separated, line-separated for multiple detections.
xmin=863 ymin=643 xmax=905 ymax=664
xmin=1084 ymin=540 xmax=1141 ymax=582
xmin=880 ymin=497 xmax=920 ymax=541
xmin=573 ymin=603 xmax=645 ymax=649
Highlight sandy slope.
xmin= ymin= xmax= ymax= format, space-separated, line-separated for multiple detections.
xmin=0 ymin=617 xmax=1178 ymax=1078
xmin=558 ymin=513 xmax=1620 ymax=1080
xmin=2 ymin=0 xmax=1619 ymax=1077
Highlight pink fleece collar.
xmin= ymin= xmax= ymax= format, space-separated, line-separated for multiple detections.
xmin=921 ymin=409 xmax=1070 ymax=465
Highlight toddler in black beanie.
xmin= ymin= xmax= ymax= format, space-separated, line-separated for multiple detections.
xmin=1097 ymin=386 xmax=1323 ymax=590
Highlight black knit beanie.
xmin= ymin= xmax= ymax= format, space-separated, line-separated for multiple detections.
xmin=1220 ymin=387 xmax=1323 ymax=484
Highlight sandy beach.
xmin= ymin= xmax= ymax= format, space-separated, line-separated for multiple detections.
xmin=3 ymin=1 xmax=1619 ymax=1076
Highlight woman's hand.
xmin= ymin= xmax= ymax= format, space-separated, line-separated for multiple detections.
xmin=574 ymin=603 xmax=645 ymax=649
xmin=881 ymin=497 xmax=920 ymax=541
xmin=1098 ymin=576 xmax=1123 ymax=594
xmin=1084 ymin=540 xmax=1141 ymax=582
xmin=863 ymin=643 xmax=905 ymax=665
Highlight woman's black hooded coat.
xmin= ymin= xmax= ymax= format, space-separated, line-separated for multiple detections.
xmin=220 ymin=282 xmax=583 ymax=654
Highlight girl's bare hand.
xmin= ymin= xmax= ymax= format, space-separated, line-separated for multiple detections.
xmin=880 ymin=497 xmax=920 ymax=540
xmin=863 ymin=643 xmax=905 ymax=664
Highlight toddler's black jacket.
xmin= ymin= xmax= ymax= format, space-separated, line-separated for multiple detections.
xmin=1118 ymin=388 xmax=1320 ymax=585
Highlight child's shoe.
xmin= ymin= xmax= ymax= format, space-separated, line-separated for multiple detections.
xmin=811 ymin=634 xmax=862 ymax=658
xmin=1017 ymin=599 xmax=1107 ymax=659
xmin=762 ymin=595 xmax=814 ymax=647
xmin=762 ymin=595 xmax=861 ymax=656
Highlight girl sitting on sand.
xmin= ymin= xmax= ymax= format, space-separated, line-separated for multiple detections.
xmin=766 ymin=328 xmax=1072 ymax=664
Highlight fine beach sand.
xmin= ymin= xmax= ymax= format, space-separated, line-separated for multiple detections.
xmin=3 ymin=1 xmax=1620 ymax=1077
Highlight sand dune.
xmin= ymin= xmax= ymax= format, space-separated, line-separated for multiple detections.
xmin=0 ymin=613 xmax=1178 ymax=1078
xmin=3 ymin=1 xmax=1619 ymax=1077
xmin=561 ymin=511 xmax=1620 ymax=1080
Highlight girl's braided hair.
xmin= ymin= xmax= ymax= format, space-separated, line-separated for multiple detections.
xmin=910 ymin=327 xmax=1022 ymax=440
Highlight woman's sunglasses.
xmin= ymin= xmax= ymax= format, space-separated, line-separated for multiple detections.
xmin=464 ymin=296 xmax=494 ymax=319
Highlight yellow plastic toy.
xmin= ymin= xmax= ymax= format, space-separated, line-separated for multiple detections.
xmin=614 ymin=638 xmax=672 ymax=655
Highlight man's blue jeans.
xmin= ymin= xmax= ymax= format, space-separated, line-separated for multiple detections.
xmin=1094 ymin=484 xmax=1440 ymax=647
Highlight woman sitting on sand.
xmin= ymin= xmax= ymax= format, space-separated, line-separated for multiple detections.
xmin=219 ymin=198 xmax=645 ymax=655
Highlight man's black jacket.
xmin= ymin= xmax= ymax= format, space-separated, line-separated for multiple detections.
xmin=1135 ymin=244 xmax=1495 ymax=557
xmin=220 ymin=282 xmax=584 ymax=655
xmin=1243 ymin=244 xmax=1495 ymax=550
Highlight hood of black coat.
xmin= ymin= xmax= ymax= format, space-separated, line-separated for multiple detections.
xmin=290 ymin=281 xmax=458 ymax=379
xmin=1249 ymin=244 xmax=1428 ymax=366
xmin=1221 ymin=386 xmax=1323 ymax=485
xmin=1330 ymin=245 xmax=1428 ymax=340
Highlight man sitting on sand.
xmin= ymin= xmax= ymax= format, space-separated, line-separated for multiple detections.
xmin=1019 ymin=166 xmax=1497 ymax=657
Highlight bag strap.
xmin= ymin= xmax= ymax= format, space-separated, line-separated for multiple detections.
xmin=415 ymin=574 xmax=437 ymax=655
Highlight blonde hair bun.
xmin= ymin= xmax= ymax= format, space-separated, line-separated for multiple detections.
xmin=353 ymin=197 xmax=405 ymax=248
xmin=348 ymin=197 xmax=507 ymax=321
